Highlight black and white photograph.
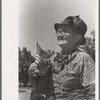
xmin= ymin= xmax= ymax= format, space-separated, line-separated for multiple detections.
xmin=18 ymin=0 xmax=98 ymax=100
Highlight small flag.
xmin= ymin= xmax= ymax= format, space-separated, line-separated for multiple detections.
xmin=36 ymin=42 xmax=45 ymax=56
xmin=35 ymin=42 xmax=49 ymax=74
xmin=35 ymin=42 xmax=45 ymax=64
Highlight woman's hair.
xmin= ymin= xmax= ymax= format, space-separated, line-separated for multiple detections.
xmin=76 ymin=36 xmax=86 ymax=45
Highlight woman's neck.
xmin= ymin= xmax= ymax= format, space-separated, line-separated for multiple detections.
xmin=61 ymin=45 xmax=76 ymax=55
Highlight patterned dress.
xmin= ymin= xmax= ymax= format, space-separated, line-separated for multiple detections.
xmin=28 ymin=49 xmax=95 ymax=100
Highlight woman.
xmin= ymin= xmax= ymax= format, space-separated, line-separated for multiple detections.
xmin=28 ymin=15 xmax=95 ymax=100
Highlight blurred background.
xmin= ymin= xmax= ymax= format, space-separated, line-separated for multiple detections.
xmin=19 ymin=0 xmax=95 ymax=56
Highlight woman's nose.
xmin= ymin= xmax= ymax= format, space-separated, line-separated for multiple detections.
xmin=59 ymin=32 xmax=62 ymax=36
xmin=58 ymin=29 xmax=64 ymax=35
xmin=57 ymin=32 xmax=63 ymax=37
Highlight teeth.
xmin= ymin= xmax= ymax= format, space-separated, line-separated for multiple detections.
xmin=57 ymin=33 xmax=66 ymax=40
xmin=58 ymin=36 xmax=64 ymax=40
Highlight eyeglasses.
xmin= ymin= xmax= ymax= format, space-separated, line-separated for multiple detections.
xmin=55 ymin=29 xmax=66 ymax=34
xmin=55 ymin=28 xmax=80 ymax=35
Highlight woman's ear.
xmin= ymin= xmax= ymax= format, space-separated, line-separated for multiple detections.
xmin=76 ymin=35 xmax=86 ymax=45
xmin=76 ymin=34 xmax=82 ymax=42
xmin=76 ymin=35 xmax=82 ymax=45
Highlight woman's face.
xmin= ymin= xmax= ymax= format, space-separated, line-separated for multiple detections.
xmin=56 ymin=25 xmax=81 ymax=48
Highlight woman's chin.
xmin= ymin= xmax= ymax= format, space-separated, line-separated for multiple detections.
xmin=58 ymin=40 xmax=67 ymax=46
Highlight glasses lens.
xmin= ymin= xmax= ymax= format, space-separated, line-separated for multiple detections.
xmin=55 ymin=29 xmax=65 ymax=34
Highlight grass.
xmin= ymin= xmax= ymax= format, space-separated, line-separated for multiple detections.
xmin=19 ymin=87 xmax=32 ymax=100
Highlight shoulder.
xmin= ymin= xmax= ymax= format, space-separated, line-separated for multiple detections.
xmin=76 ymin=48 xmax=91 ymax=58
xmin=76 ymin=49 xmax=94 ymax=64
xmin=77 ymin=51 xmax=89 ymax=58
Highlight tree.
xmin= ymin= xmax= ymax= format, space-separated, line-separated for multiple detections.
xmin=19 ymin=47 xmax=35 ymax=87
xmin=79 ymin=30 xmax=95 ymax=61
xmin=19 ymin=46 xmax=55 ymax=87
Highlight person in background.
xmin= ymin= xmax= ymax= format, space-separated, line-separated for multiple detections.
xmin=28 ymin=15 xmax=95 ymax=100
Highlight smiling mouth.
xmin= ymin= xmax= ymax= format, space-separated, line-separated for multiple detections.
xmin=57 ymin=35 xmax=65 ymax=41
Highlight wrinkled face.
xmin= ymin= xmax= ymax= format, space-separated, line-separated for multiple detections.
xmin=55 ymin=25 xmax=81 ymax=48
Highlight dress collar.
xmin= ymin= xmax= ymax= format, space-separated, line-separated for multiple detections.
xmin=55 ymin=49 xmax=78 ymax=62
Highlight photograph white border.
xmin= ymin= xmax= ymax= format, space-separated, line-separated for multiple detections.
xmin=2 ymin=0 xmax=99 ymax=100
xmin=2 ymin=0 xmax=18 ymax=100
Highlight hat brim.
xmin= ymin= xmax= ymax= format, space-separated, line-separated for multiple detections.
xmin=54 ymin=23 xmax=75 ymax=31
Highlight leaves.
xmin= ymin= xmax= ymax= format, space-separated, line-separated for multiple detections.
xmin=79 ymin=30 xmax=95 ymax=61
xmin=19 ymin=47 xmax=35 ymax=87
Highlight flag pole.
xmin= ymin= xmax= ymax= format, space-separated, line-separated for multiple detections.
xmin=36 ymin=41 xmax=38 ymax=54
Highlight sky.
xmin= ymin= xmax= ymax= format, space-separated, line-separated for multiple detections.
xmin=19 ymin=0 xmax=95 ymax=56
